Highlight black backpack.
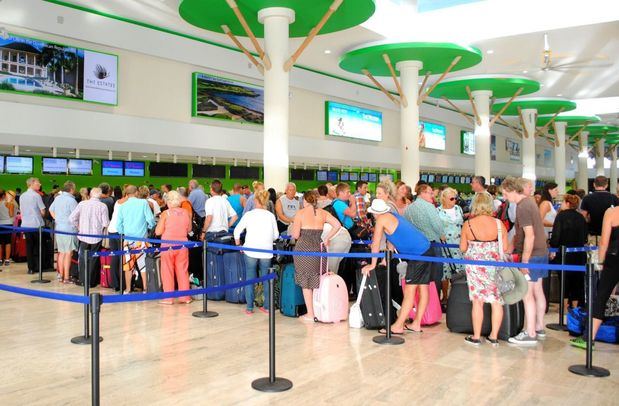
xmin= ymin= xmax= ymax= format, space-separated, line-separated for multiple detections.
xmin=322 ymin=204 xmax=342 ymax=225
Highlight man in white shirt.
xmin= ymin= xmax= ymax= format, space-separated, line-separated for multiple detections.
xmin=201 ymin=179 xmax=238 ymax=241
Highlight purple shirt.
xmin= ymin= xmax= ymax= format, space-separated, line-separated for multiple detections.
xmin=69 ymin=198 xmax=110 ymax=244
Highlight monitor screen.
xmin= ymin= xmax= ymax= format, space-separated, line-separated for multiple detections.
xmin=349 ymin=172 xmax=359 ymax=181
xmin=454 ymin=176 xmax=460 ymax=184
xmin=327 ymin=171 xmax=339 ymax=182
xmin=193 ymin=164 xmax=226 ymax=178
xmin=42 ymin=158 xmax=68 ymax=174
xmin=420 ymin=121 xmax=447 ymax=150
xmin=149 ymin=162 xmax=188 ymax=177
xmin=101 ymin=160 xmax=124 ymax=176
xmin=124 ymin=161 xmax=145 ymax=177
xmin=368 ymin=173 xmax=377 ymax=182
xmin=465 ymin=176 xmax=471 ymax=184
xmin=340 ymin=172 xmax=349 ymax=181
xmin=68 ymin=159 xmax=93 ymax=175
xmin=379 ymin=174 xmax=394 ymax=182
xmin=448 ymin=176 xmax=454 ymax=184
xmin=229 ymin=166 xmax=260 ymax=179
xmin=460 ymin=176 xmax=466 ymax=184
xmin=421 ymin=174 xmax=428 ymax=182
xmin=5 ymin=156 xmax=33 ymax=174
xmin=317 ymin=170 xmax=327 ymax=181
xmin=428 ymin=174 xmax=435 ymax=183
xmin=360 ymin=172 xmax=369 ymax=182
xmin=290 ymin=169 xmax=314 ymax=181
xmin=0 ymin=156 xmax=3 ymax=173
xmin=325 ymin=101 xmax=382 ymax=141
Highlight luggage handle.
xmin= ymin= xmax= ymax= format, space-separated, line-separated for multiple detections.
xmin=354 ymin=274 xmax=367 ymax=307
xmin=319 ymin=242 xmax=329 ymax=277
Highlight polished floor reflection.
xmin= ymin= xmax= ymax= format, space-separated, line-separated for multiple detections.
xmin=0 ymin=264 xmax=617 ymax=405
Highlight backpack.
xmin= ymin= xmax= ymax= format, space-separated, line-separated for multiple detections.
xmin=495 ymin=200 xmax=514 ymax=232
xmin=322 ymin=204 xmax=342 ymax=226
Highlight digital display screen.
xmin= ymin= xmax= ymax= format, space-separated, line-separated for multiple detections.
xmin=317 ymin=170 xmax=327 ymax=181
xmin=360 ymin=172 xmax=369 ymax=182
xmin=349 ymin=172 xmax=359 ymax=181
xmin=42 ymin=158 xmax=68 ymax=174
xmin=379 ymin=174 xmax=394 ymax=182
xmin=124 ymin=161 xmax=145 ymax=177
xmin=420 ymin=121 xmax=447 ymax=150
xmin=428 ymin=174 xmax=435 ymax=183
xmin=340 ymin=172 xmax=349 ymax=181
xmin=102 ymin=160 xmax=124 ymax=176
xmin=465 ymin=176 xmax=471 ymax=184
xmin=454 ymin=176 xmax=460 ymax=184
xmin=460 ymin=176 xmax=466 ymax=184
xmin=461 ymin=130 xmax=475 ymax=155
xmin=368 ymin=173 xmax=377 ymax=182
xmin=68 ymin=159 xmax=92 ymax=175
xmin=327 ymin=171 xmax=339 ymax=182
xmin=325 ymin=101 xmax=382 ymax=142
xmin=448 ymin=176 xmax=454 ymax=184
xmin=421 ymin=174 xmax=428 ymax=182
xmin=5 ymin=156 xmax=33 ymax=174
xmin=0 ymin=156 xmax=3 ymax=173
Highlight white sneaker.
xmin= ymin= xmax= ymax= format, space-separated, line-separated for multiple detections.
xmin=508 ymin=331 xmax=538 ymax=346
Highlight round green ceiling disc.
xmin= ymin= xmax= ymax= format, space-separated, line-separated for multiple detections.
xmin=492 ymin=97 xmax=577 ymax=116
xmin=538 ymin=115 xmax=601 ymax=127
xmin=339 ymin=42 xmax=482 ymax=77
xmin=179 ymin=0 xmax=376 ymax=38
xmin=430 ymin=74 xmax=539 ymax=100
xmin=566 ymin=124 xmax=619 ymax=137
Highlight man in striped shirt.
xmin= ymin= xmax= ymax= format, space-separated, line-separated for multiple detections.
xmin=353 ymin=181 xmax=372 ymax=231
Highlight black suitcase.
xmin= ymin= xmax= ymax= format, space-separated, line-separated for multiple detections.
xmin=375 ymin=260 xmax=403 ymax=323
xmin=340 ymin=244 xmax=370 ymax=298
xmin=145 ymin=252 xmax=162 ymax=293
xmin=446 ymin=274 xmax=525 ymax=340
xmin=356 ymin=268 xmax=386 ymax=330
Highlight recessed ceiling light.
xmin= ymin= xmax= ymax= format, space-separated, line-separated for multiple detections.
xmin=324 ymin=49 xmax=331 ymax=54
xmin=522 ymin=70 xmax=528 ymax=74
xmin=486 ymin=49 xmax=494 ymax=54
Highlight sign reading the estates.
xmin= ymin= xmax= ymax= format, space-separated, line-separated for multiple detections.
xmin=325 ymin=101 xmax=383 ymax=142
xmin=0 ymin=33 xmax=118 ymax=105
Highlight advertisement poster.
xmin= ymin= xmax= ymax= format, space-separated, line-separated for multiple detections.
xmin=544 ymin=149 xmax=552 ymax=166
xmin=193 ymin=72 xmax=264 ymax=124
xmin=326 ymin=101 xmax=382 ymax=142
xmin=491 ymin=135 xmax=496 ymax=161
xmin=506 ymin=138 xmax=521 ymax=161
xmin=0 ymin=33 xmax=117 ymax=105
xmin=461 ymin=130 xmax=475 ymax=155
xmin=420 ymin=121 xmax=446 ymax=150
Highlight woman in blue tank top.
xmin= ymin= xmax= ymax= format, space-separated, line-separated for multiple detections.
xmin=363 ymin=199 xmax=433 ymax=335
xmin=228 ymin=184 xmax=246 ymax=228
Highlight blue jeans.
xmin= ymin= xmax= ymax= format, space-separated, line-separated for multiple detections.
xmin=244 ymin=255 xmax=271 ymax=310
xmin=528 ymin=255 xmax=549 ymax=282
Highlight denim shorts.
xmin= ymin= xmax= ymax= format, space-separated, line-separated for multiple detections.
xmin=527 ymin=255 xmax=549 ymax=282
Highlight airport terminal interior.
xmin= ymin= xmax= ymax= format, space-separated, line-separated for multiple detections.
xmin=0 ymin=0 xmax=618 ymax=404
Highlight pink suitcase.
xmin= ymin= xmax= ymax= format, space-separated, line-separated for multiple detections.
xmin=402 ymin=280 xmax=442 ymax=326
xmin=312 ymin=245 xmax=349 ymax=323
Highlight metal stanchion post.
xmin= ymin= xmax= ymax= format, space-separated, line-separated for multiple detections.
xmin=72 ymin=250 xmax=103 ymax=345
xmin=31 ymin=226 xmax=50 ymax=284
xmin=90 ymin=292 xmax=102 ymax=406
xmin=568 ymin=262 xmax=610 ymax=377
xmin=547 ymin=246 xmax=568 ymax=331
xmin=252 ymin=267 xmax=293 ymax=392
xmin=373 ymin=250 xmax=404 ymax=345
xmin=193 ymin=240 xmax=218 ymax=318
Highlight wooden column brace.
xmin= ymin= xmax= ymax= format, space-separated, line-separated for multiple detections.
xmin=382 ymin=53 xmax=408 ymax=107
xmin=441 ymin=96 xmax=473 ymax=125
xmin=568 ymin=125 xmax=587 ymax=144
xmin=225 ymin=0 xmax=271 ymax=69
xmin=362 ymin=69 xmax=400 ymax=106
xmin=518 ymin=106 xmax=529 ymax=138
xmin=222 ymin=25 xmax=264 ymax=74
xmin=417 ymin=71 xmax=431 ymax=98
xmin=489 ymin=87 xmax=523 ymax=127
xmin=464 ymin=85 xmax=482 ymax=126
xmin=418 ymin=55 xmax=461 ymax=106
xmin=284 ymin=0 xmax=343 ymax=71
xmin=535 ymin=107 xmax=565 ymax=138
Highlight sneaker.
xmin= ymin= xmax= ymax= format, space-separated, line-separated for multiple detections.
xmin=4 ymin=260 xmax=10 ymax=266
xmin=570 ymin=337 xmax=594 ymax=350
xmin=486 ymin=337 xmax=500 ymax=347
xmin=258 ymin=307 xmax=269 ymax=314
xmin=464 ymin=335 xmax=481 ymax=346
xmin=536 ymin=329 xmax=547 ymax=339
xmin=508 ymin=331 xmax=538 ymax=346
xmin=244 ymin=309 xmax=254 ymax=315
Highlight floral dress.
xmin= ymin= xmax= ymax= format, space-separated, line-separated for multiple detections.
xmin=462 ymin=223 xmax=504 ymax=304
xmin=438 ymin=205 xmax=464 ymax=279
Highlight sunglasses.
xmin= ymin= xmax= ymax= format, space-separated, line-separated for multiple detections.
xmin=449 ymin=197 xmax=456 ymax=201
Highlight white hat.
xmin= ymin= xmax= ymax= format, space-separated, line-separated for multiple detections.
xmin=367 ymin=199 xmax=391 ymax=214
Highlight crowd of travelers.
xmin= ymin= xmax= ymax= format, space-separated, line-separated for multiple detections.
xmin=0 ymin=173 xmax=617 ymax=350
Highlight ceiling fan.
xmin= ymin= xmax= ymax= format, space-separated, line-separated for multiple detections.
xmin=540 ymin=33 xmax=611 ymax=72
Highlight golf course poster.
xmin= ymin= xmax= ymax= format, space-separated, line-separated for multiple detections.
xmin=192 ymin=72 xmax=264 ymax=124
xmin=0 ymin=32 xmax=118 ymax=105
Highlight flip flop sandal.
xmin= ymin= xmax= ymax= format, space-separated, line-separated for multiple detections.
xmin=404 ymin=325 xmax=423 ymax=333
xmin=378 ymin=328 xmax=404 ymax=335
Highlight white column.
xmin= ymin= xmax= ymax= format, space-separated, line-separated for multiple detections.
xmin=611 ymin=147 xmax=618 ymax=194
xmin=472 ymin=90 xmax=492 ymax=181
xmin=396 ymin=60 xmax=422 ymax=184
xmin=259 ymin=7 xmax=295 ymax=192
xmin=578 ymin=131 xmax=589 ymax=192
xmin=521 ymin=109 xmax=537 ymax=182
xmin=553 ymin=122 xmax=567 ymax=196
xmin=596 ymin=138 xmax=605 ymax=177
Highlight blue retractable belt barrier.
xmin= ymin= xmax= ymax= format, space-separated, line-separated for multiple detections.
xmin=207 ymin=242 xmax=383 ymax=258
xmin=0 ymin=283 xmax=90 ymax=304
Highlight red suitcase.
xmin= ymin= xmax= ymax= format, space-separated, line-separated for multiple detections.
xmin=11 ymin=216 xmax=27 ymax=263
xmin=99 ymin=248 xmax=113 ymax=288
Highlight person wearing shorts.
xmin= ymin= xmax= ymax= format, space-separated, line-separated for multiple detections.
xmin=49 ymin=182 xmax=78 ymax=283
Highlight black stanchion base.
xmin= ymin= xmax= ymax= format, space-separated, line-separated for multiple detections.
xmin=70 ymin=335 xmax=104 ymax=345
xmin=192 ymin=311 xmax=219 ymax=318
xmin=251 ymin=377 xmax=293 ymax=392
xmin=546 ymin=323 xmax=568 ymax=331
xmin=568 ymin=365 xmax=610 ymax=377
xmin=372 ymin=335 xmax=405 ymax=345
xmin=31 ymin=279 xmax=51 ymax=284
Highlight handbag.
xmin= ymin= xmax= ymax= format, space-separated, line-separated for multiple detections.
xmin=348 ymin=223 xmax=370 ymax=240
xmin=494 ymin=219 xmax=528 ymax=305
xmin=349 ymin=274 xmax=366 ymax=328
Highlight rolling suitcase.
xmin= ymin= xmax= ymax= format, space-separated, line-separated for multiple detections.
xmin=446 ymin=274 xmax=525 ymax=340
xmin=313 ymin=252 xmax=348 ymax=323
xmin=11 ymin=216 xmax=27 ymax=263
xmin=206 ymin=251 xmax=225 ymax=300
xmin=405 ymin=280 xmax=442 ymax=326
xmin=99 ymin=248 xmax=113 ymax=288
xmin=145 ymin=252 xmax=162 ymax=293
xmin=356 ymin=267 xmax=386 ymax=330
xmin=69 ymin=251 xmax=79 ymax=281
xmin=279 ymin=263 xmax=306 ymax=317
xmin=223 ymin=251 xmax=246 ymax=304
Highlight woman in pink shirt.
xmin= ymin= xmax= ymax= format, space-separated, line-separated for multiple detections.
xmin=155 ymin=191 xmax=192 ymax=304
